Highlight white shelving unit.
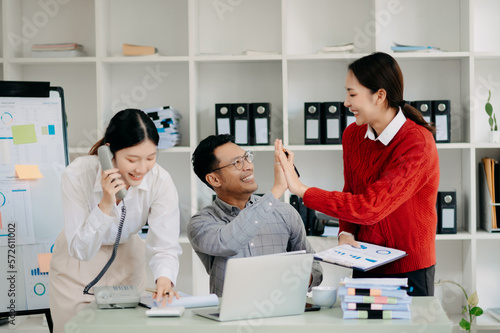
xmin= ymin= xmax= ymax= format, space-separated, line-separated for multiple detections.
xmin=1 ymin=0 xmax=500 ymax=331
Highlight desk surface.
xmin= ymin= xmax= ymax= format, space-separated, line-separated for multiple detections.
xmin=65 ymin=297 xmax=452 ymax=333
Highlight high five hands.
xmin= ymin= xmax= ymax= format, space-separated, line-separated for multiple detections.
xmin=274 ymin=139 xmax=309 ymax=198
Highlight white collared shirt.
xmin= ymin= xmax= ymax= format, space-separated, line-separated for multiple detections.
xmin=365 ymin=108 xmax=407 ymax=146
xmin=61 ymin=155 xmax=182 ymax=283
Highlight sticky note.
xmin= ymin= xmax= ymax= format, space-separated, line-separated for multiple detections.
xmin=11 ymin=124 xmax=37 ymax=145
xmin=37 ymin=253 xmax=52 ymax=273
xmin=15 ymin=165 xmax=44 ymax=179
xmin=41 ymin=126 xmax=48 ymax=135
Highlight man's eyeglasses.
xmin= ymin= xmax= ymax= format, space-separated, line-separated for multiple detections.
xmin=211 ymin=151 xmax=254 ymax=172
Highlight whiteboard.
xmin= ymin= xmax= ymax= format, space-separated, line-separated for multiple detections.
xmin=0 ymin=83 xmax=68 ymax=318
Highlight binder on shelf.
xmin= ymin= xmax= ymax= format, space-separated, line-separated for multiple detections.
xmin=321 ymin=102 xmax=342 ymax=144
xmin=478 ymin=161 xmax=500 ymax=233
xmin=215 ymin=104 xmax=232 ymax=136
xmin=411 ymin=100 xmax=432 ymax=125
xmin=436 ymin=191 xmax=457 ymax=234
xmin=251 ymin=103 xmax=271 ymax=145
xmin=304 ymin=102 xmax=321 ymax=145
xmin=341 ymin=104 xmax=356 ymax=135
xmin=432 ymin=100 xmax=451 ymax=143
xmin=232 ymin=103 xmax=251 ymax=145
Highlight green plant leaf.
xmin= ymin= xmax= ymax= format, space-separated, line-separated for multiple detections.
xmin=471 ymin=306 xmax=484 ymax=316
xmin=488 ymin=90 xmax=492 ymax=103
xmin=468 ymin=291 xmax=479 ymax=307
xmin=462 ymin=305 xmax=467 ymax=314
xmin=486 ymin=103 xmax=493 ymax=116
xmin=459 ymin=318 xmax=471 ymax=331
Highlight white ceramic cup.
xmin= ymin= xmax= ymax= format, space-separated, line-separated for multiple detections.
xmin=312 ymin=286 xmax=337 ymax=308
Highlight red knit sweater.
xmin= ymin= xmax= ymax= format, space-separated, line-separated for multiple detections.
xmin=303 ymin=119 xmax=439 ymax=274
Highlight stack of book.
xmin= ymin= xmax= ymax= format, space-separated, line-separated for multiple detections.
xmin=339 ymin=277 xmax=412 ymax=320
xmin=143 ymin=106 xmax=182 ymax=149
xmin=32 ymin=43 xmax=86 ymax=57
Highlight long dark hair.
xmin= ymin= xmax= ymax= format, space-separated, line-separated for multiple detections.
xmin=348 ymin=52 xmax=435 ymax=135
xmin=89 ymin=109 xmax=160 ymax=155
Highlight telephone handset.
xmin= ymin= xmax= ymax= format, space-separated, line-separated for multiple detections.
xmin=83 ymin=145 xmax=131 ymax=298
xmin=98 ymin=145 xmax=127 ymax=200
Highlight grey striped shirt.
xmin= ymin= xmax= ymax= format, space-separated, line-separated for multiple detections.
xmin=188 ymin=192 xmax=323 ymax=297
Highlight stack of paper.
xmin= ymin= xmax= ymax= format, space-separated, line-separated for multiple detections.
xmin=317 ymin=43 xmax=354 ymax=54
xmin=339 ymin=277 xmax=412 ymax=319
xmin=391 ymin=42 xmax=441 ymax=53
xmin=482 ymin=157 xmax=499 ymax=229
xmin=143 ymin=107 xmax=182 ymax=149
xmin=32 ymin=43 xmax=86 ymax=57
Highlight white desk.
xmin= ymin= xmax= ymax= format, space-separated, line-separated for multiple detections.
xmin=65 ymin=297 xmax=452 ymax=333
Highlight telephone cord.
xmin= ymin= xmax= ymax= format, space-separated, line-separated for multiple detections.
xmin=83 ymin=203 xmax=126 ymax=295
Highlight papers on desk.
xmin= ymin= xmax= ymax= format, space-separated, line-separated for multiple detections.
xmin=314 ymin=241 xmax=407 ymax=272
xmin=140 ymin=292 xmax=219 ymax=309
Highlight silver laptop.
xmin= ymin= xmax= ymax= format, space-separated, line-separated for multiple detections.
xmin=193 ymin=252 xmax=313 ymax=322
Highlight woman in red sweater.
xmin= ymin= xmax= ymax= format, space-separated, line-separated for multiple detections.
xmin=277 ymin=52 xmax=439 ymax=296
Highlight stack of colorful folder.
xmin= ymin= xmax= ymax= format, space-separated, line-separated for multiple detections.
xmin=339 ymin=277 xmax=412 ymax=319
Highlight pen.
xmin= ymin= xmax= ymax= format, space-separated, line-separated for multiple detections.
xmin=283 ymin=149 xmax=300 ymax=178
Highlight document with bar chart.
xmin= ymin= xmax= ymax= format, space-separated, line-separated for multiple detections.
xmin=0 ymin=82 xmax=68 ymax=315
xmin=314 ymin=242 xmax=407 ymax=272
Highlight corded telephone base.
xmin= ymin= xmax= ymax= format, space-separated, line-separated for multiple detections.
xmin=94 ymin=285 xmax=140 ymax=309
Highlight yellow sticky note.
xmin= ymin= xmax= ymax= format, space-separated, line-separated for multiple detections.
xmin=37 ymin=253 xmax=52 ymax=273
xmin=11 ymin=124 xmax=38 ymax=145
xmin=41 ymin=126 xmax=48 ymax=135
xmin=15 ymin=165 xmax=44 ymax=179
